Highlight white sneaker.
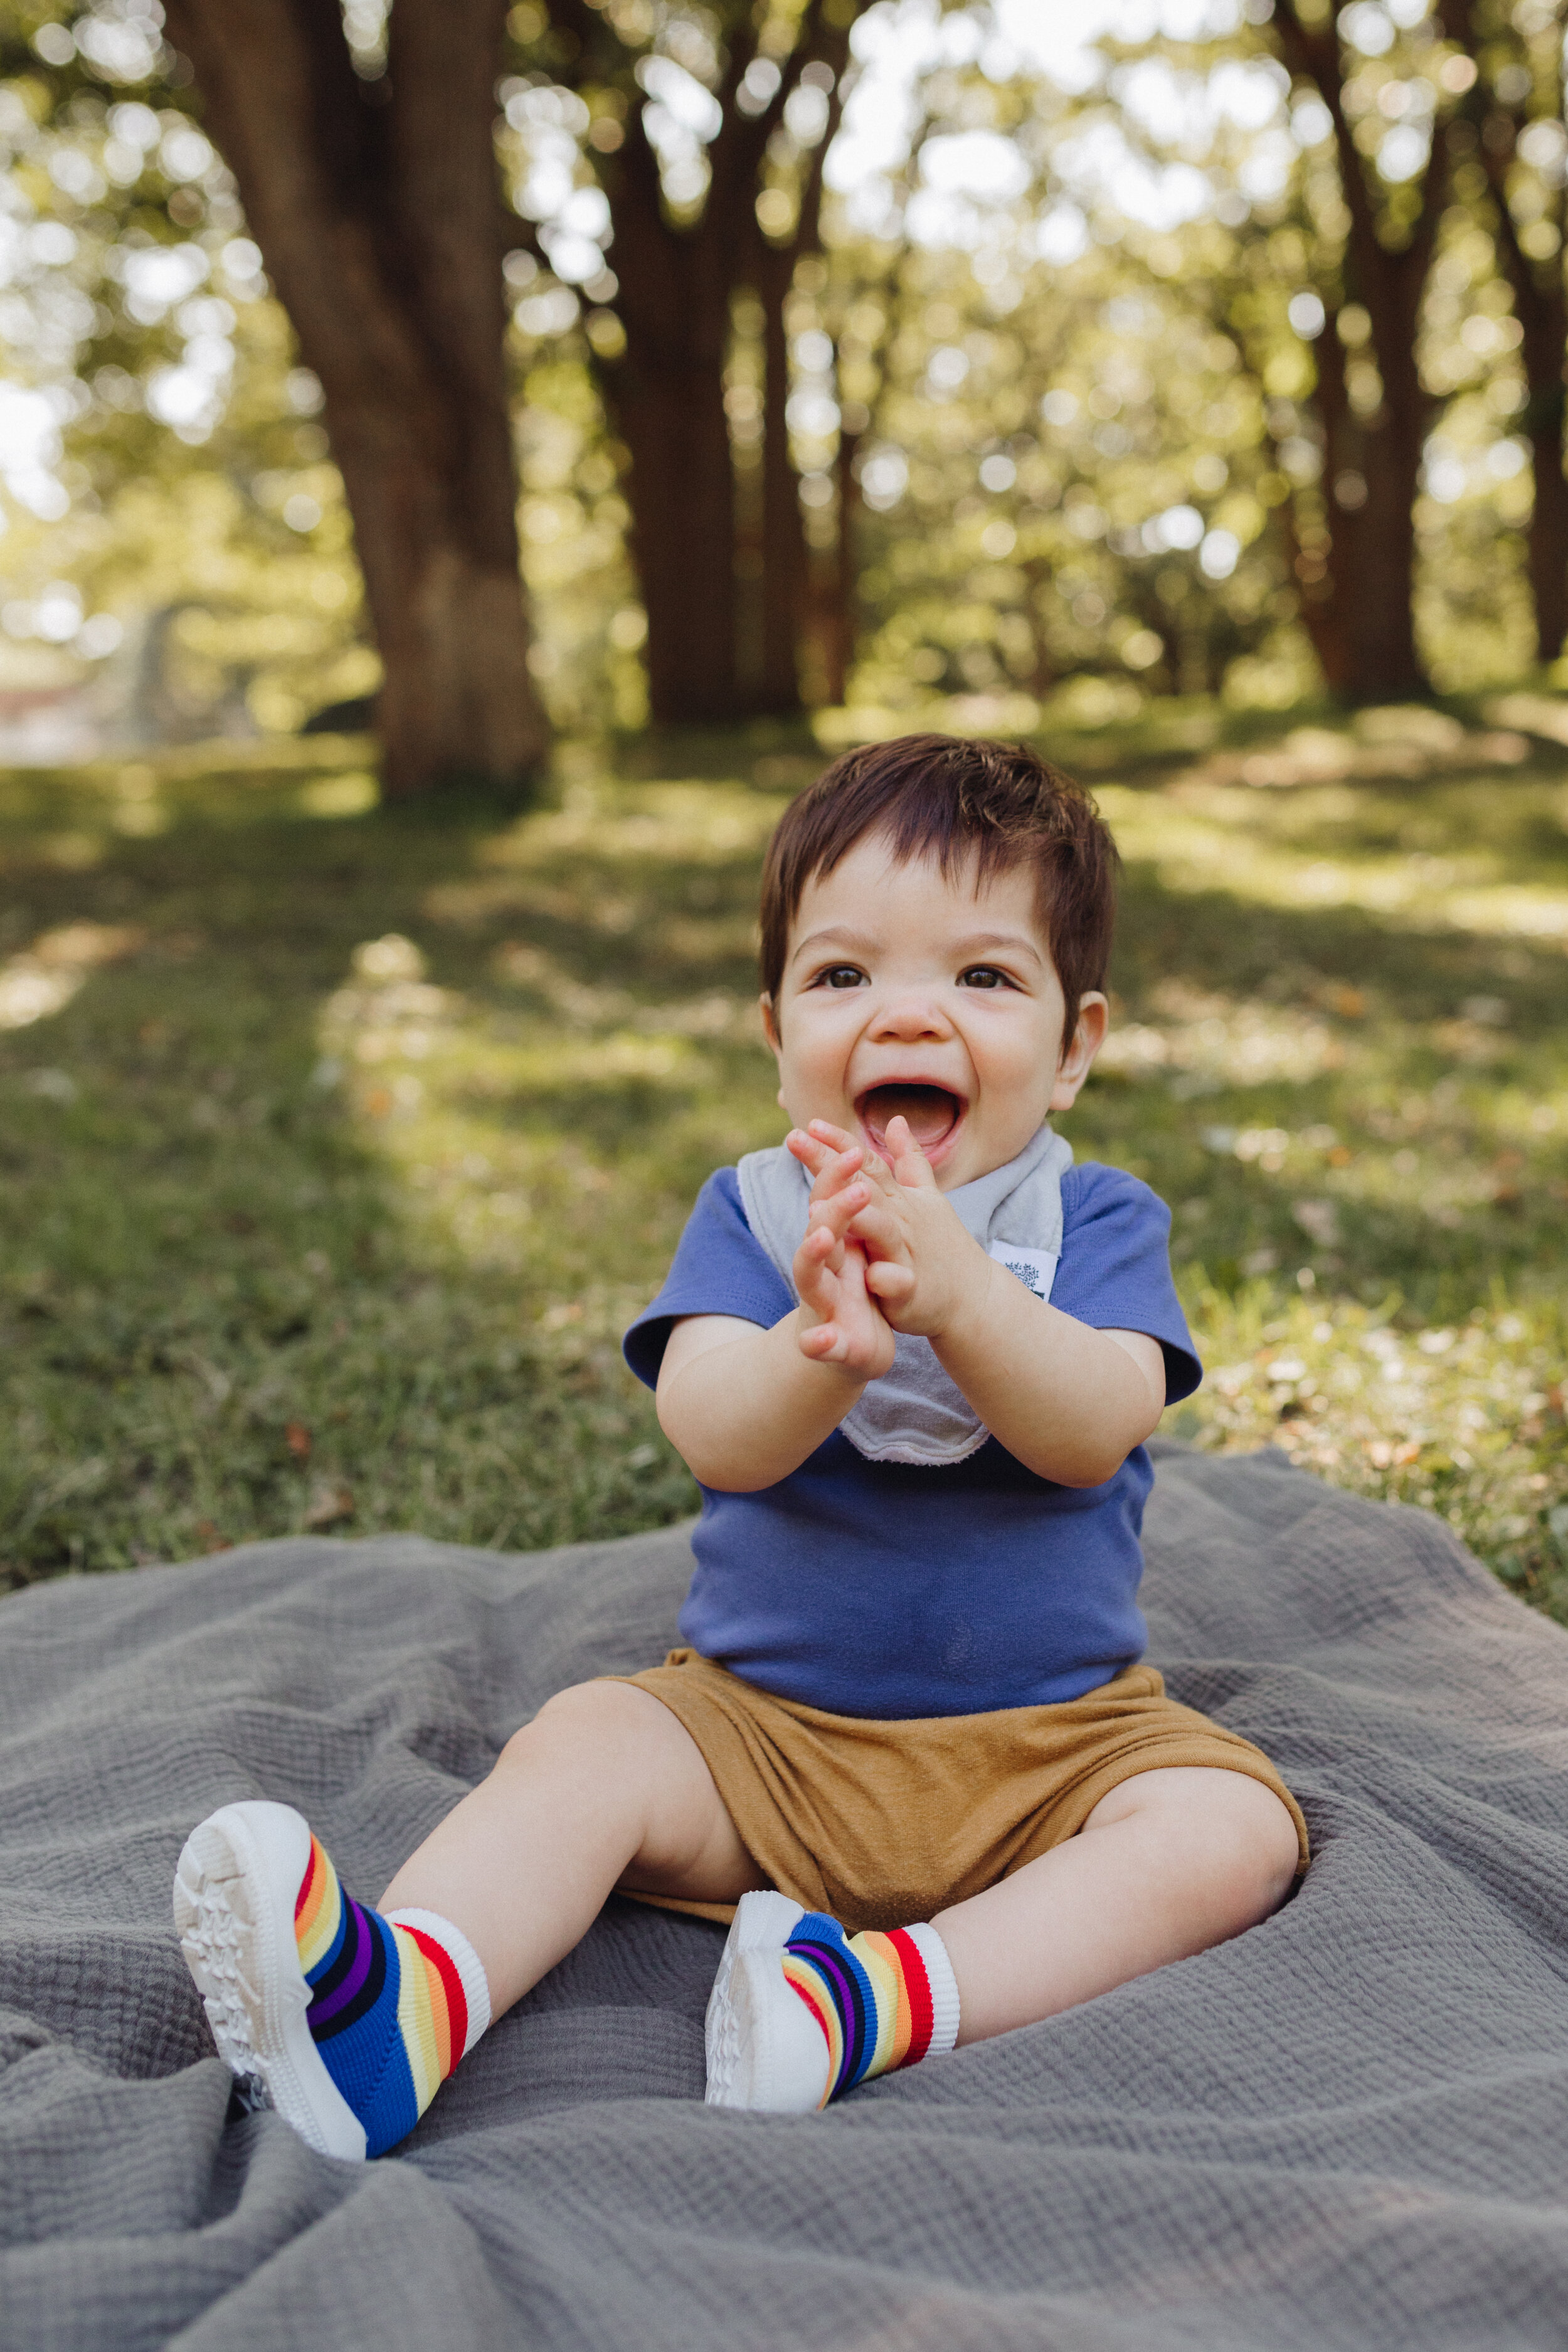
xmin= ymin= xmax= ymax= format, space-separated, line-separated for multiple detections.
xmin=173 ymin=1800 xmax=368 ymax=2163
xmin=704 ymin=1888 xmax=833 ymax=2113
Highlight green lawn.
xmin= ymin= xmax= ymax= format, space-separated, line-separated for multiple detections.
xmin=3 ymin=704 xmax=1566 ymax=1618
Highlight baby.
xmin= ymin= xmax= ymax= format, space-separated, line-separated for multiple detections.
xmin=174 ymin=733 xmax=1306 ymax=2158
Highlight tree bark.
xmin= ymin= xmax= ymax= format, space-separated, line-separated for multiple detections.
xmin=1525 ymin=381 xmax=1568 ymax=664
xmin=820 ymin=418 xmax=862 ymax=707
xmin=753 ymin=234 xmax=807 ymax=714
xmin=548 ymin=0 xmax=854 ymax=723
xmin=1473 ymin=52 xmax=1568 ymax=667
xmin=603 ymin=112 xmax=740 ymax=723
xmin=1282 ymin=317 xmax=1353 ymax=695
xmin=162 ymin=0 xmax=549 ymax=796
xmin=1272 ymin=0 xmax=1453 ymax=702
xmin=763 ymin=83 xmax=848 ymax=712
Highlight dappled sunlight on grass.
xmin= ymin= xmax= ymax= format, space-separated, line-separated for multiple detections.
xmin=2 ymin=706 xmax=1566 ymax=1611
xmin=312 ymin=780 xmax=792 ymax=1328
xmin=1169 ymin=1287 xmax=1568 ymax=1618
xmin=1100 ymin=767 xmax=1568 ymax=945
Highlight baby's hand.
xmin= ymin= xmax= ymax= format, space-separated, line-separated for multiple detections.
xmin=802 ymin=1116 xmax=990 ymax=1342
xmin=786 ymin=1133 xmax=896 ymax=1377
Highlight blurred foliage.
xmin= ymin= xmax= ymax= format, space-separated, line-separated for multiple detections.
xmin=0 ymin=0 xmax=1564 ymax=730
xmin=1 ymin=704 xmax=1565 ymax=1615
xmin=3 ymin=1 xmax=1567 ymax=1616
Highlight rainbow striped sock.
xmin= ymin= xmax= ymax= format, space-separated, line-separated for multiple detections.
xmin=780 ymin=1913 xmax=960 ymax=2104
xmin=294 ymin=1835 xmax=489 ymax=2158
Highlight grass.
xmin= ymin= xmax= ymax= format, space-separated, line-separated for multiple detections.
xmin=2 ymin=703 xmax=1566 ymax=1622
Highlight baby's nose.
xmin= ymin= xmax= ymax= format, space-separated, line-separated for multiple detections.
xmin=872 ymin=992 xmax=953 ymax=1039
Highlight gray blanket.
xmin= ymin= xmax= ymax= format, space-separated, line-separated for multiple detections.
xmin=3 ymin=1444 xmax=1567 ymax=2350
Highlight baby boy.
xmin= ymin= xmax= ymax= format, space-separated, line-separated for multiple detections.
xmin=174 ymin=733 xmax=1306 ymax=2157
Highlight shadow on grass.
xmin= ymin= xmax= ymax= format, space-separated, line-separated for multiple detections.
xmin=3 ymin=713 xmax=1566 ymax=1605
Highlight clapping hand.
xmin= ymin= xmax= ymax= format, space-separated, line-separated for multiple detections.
xmin=789 ymin=1116 xmax=990 ymax=1345
xmin=785 ymin=1131 xmax=897 ymax=1377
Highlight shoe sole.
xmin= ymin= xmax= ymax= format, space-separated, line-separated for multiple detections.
xmin=173 ymin=1801 xmax=368 ymax=2163
xmin=706 ymin=1887 xmax=830 ymax=2112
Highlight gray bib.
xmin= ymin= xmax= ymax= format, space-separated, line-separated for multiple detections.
xmin=736 ymin=1123 xmax=1073 ymax=1466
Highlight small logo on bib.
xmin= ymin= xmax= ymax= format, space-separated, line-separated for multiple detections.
xmin=988 ymin=1241 xmax=1059 ymax=1303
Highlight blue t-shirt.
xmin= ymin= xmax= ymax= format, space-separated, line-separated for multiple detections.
xmin=623 ymin=1163 xmax=1200 ymax=1720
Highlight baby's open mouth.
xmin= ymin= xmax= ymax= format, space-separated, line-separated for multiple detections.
xmin=857 ymin=1084 xmax=965 ymax=1155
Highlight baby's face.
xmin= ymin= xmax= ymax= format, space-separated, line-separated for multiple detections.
xmin=763 ymin=833 xmax=1106 ymax=1190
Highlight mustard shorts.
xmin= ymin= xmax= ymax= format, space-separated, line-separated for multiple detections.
xmin=614 ymin=1648 xmax=1309 ymax=1937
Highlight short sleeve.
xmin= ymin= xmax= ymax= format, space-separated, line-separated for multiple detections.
xmin=1054 ymin=1165 xmax=1202 ymax=1404
xmin=623 ymin=1168 xmax=793 ymax=1389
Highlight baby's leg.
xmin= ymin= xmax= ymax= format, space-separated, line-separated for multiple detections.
xmin=379 ymin=1680 xmax=767 ymax=2013
xmin=706 ymin=1766 xmax=1296 ymax=2114
xmin=933 ymin=1766 xmax=1300 ymax=2044
xmin=176 ymin=1681 xmax=760 ymax=2157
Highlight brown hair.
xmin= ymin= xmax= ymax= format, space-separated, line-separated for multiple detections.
xmin=759 ymin=734 xmax=1118 ymax=1050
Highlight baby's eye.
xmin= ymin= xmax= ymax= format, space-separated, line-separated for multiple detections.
xmin=815 ymin=965 xmax=868 ymax=990
xmin=958 ymin=965 xmax=1013 ymax=990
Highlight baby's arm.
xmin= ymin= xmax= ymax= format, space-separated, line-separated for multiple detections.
xmin=935 ymin=1283 xmax=1165 ymax=1488
xmin=799 ymin=1118 xmax=1165 ymax=1489
xmin=656 ymin=1144 xmax=894 ymax=1491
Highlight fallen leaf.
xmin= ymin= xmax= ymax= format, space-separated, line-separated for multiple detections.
xmin=285 ymin=1421 xmax=312 ymax=1459
xmin=304 ymin=1480 xmax=354 ymax=1530
xmin=193 ymin=1519 xmax=233 ymax=1552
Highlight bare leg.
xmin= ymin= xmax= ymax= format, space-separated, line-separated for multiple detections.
xmin=933 ymin=1767 xmax=1300 ymax=2046
xmin=378 ymin=1682 xmax=766 ymax=2016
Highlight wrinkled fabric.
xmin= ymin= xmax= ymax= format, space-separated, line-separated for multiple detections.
xmin=4 ymin=1445 xmax=1568 ymax=2352
xmin=616 ymin=1650 xmax=1306 ymax=1932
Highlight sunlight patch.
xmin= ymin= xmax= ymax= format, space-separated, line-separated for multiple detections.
xmin=0 ymin=921 xmax=146 ymax=1029
xmin=1096 ymin=982 xmax=1340 ymax=1094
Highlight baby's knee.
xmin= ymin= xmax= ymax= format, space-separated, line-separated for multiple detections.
xmin=1202 ymin=1772 xmax=1300 ymax=1926
xmin=1098 ymin=1764 xmax=1300 ymax=1931
xmin=499 ymin=1677 xmax=657 ymax=1769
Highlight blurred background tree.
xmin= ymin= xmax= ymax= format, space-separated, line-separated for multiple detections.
xmin=1465 ymin=0 xmax=1568 ymax=664
xmin=159 ymin=0 xmax=549 ymax=800
xmin=3 ymin=0 xmax=1567 ymax=765
xmin=5 ymin=0 xmax=1568 ymax=1597
xmin=507 ymin=0 xmax=862 ymax=723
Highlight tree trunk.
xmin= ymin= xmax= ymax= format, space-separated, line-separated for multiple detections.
xmin=753 ymin=236 xmax=807 ymax=714
xmin=816 ymin=419 xmax=861 ymax=708
xmin=613 ymin=361 xmax=739 ymax=723
xmin=556 ymin=0 xmax=853 ymax=724
xmin=1285 ymin=320 xmax=1354 ymax=695
xmin=1476 ymin=65 xmax=1568 ymax=667
xmin=1272 ymin=0 xmax=1449 ymax=702
xmin=1340 ymin=337 xmax=1428 ymax=701
xmin=1526 ymin=389 xmax=1568 ymax=664
xmin=162 ymin=0 xmax=549 ymax=797
xmin=592 ymin=113 xmax=739 ymax=724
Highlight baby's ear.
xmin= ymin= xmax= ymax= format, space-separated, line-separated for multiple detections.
xmin=760 ymin=993 xmax=781 ymax=1054
xmin=1049 ymin=993 xmax=1108 ymax=1112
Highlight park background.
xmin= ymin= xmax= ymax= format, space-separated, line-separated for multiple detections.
xmin=0 ymin=0 xmax=1565 ymax=1623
